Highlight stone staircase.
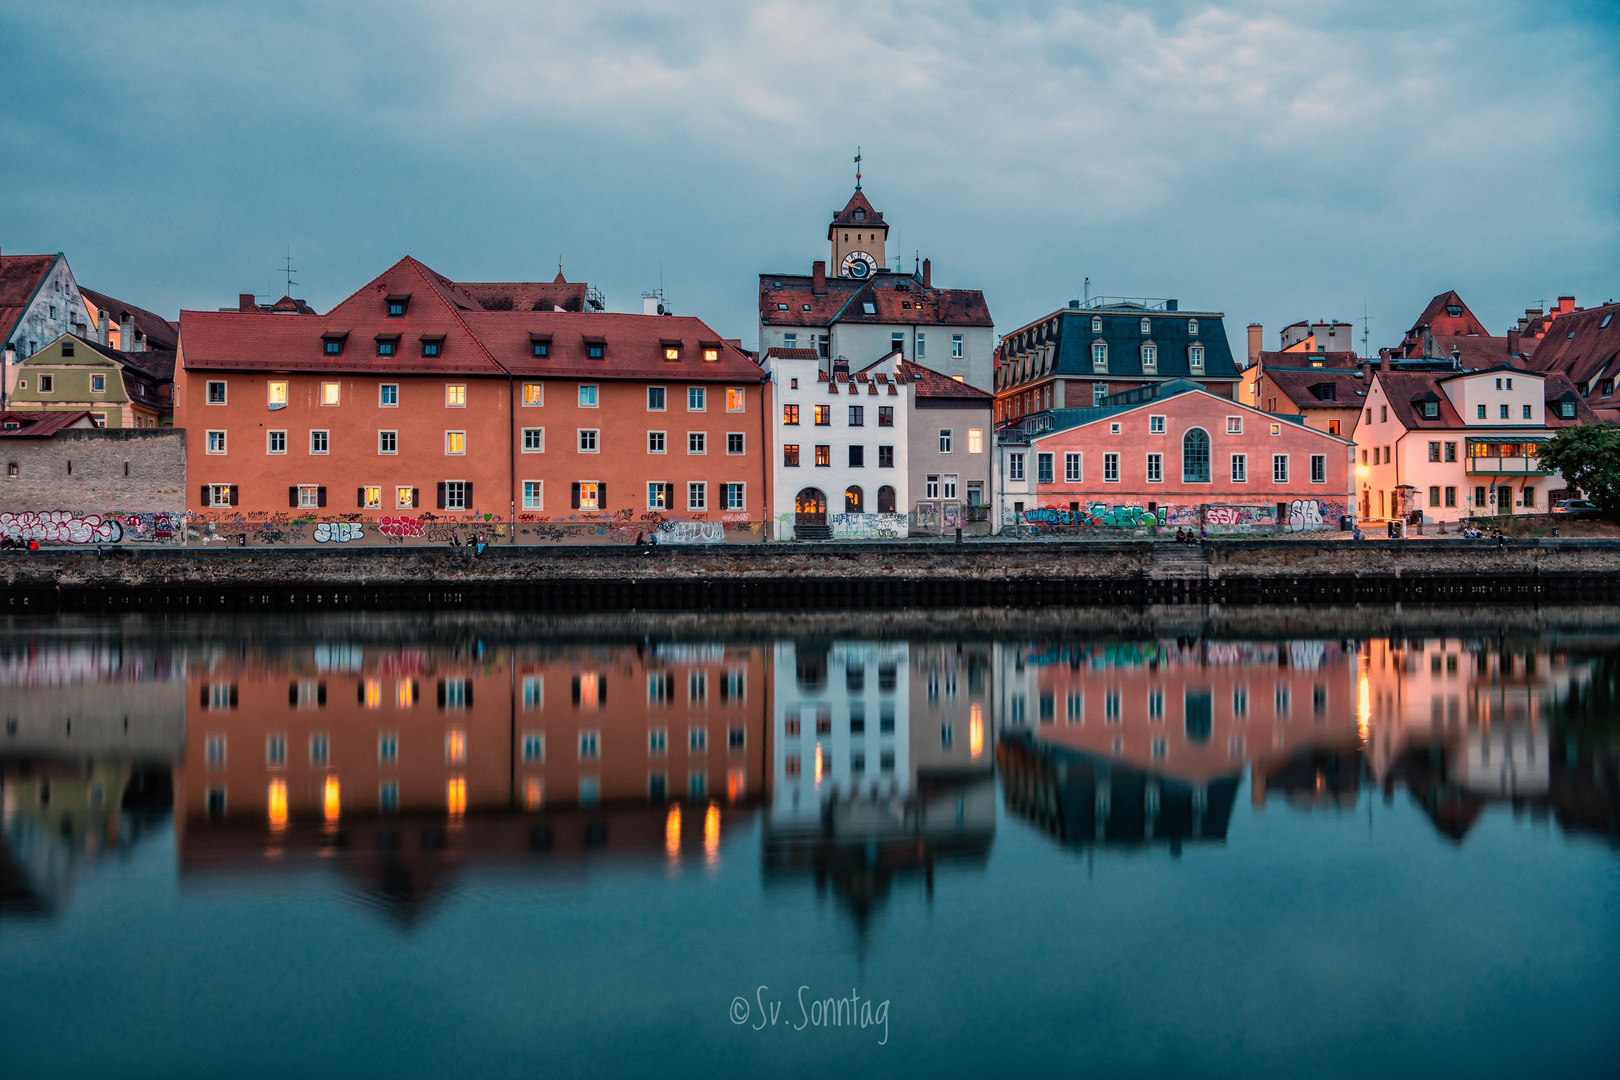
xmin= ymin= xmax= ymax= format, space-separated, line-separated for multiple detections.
xmin=1150 ymin=543 xmax=1210 ymax=579
xmin=794 ymin=524 xmax=833 ymax=541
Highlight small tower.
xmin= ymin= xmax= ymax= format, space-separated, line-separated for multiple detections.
xmin=828 ymin=190 xmax=888 ymax=280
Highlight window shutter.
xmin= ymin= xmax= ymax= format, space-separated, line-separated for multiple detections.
xmin=358 ymin=681 xmax=366 ymax=704
xmin=200 ymin=685 xmax=208 ymax=708
xmin=571 ymin=675 xmax=581 ymax=704
xmin=437 ymin=679 xmax=446 ymax=707
xmin=358 ymin=487 xmax=365 ymax=508
xmin=229 ymin=686 xmax=238 ymax=708
xmin=288 ymin=683 xmax=298 ymax=706
xmin=465 ymin=482 xmax=473 ymax=507
xmin=465 ymin=683 xmax=473 ymax=708
xmin=571 ymin=483 xmax=580 ymax=509
xmin=229 ymin=485 xmax=239 ymax=506
xmin=437 ymin=482 xmax=446 ymax=509
xmin=317 ymin=682 xmax=326 ymax=706
xmin=317 ymin=486 xmax=326 ymax=508
xmin=411 ymin=488 xmax=420 ymax=509
xmin=666 ymin=483 xmax=675 ymax=506
xmin=599 ymin=677 xmax=606 ymax=706
xmin=289 ymin=486 xmax=298 ymax=508
xmin=199 ymin=485 xmax=209 ymax=506
xmin=598 ymin=482 xmax=606 ymax=509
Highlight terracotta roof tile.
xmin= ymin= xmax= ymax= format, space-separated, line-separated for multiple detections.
xmin=1261 ymin=367 xmax=1368 ymax=409
xmin=0 ymin=409 xmax=94 ymax=437
xmin=79 ymin=287 xmax=179 ymax=351
xmin=0 ymin=254 xmax=57 ymax=345
xmin=760 ymin=273 xmax=991 ymax=328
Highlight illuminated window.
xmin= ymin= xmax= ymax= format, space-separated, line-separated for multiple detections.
xmin=664 ymin=346 xmax=680 ymax=361
xmin=968 ymin=428 xmax=983 ymax=453
xmin=702 ymin=347 xmax=719 ymax=362
xmin=573 ymin=671 xmax=602 ymax=708
xmin=783 ymin=444 xmax=799 ymax=466
xmin=523 ymin=382 xmax=543 ymax=405
xmin=268 ymin=779 xmax=288 ymax=827
xmin=362 ymin=678 xmax=382 ymax=707
xmin=446 ymin=727 xmax=467 ymax=764
xmin=446 ymin=431 xmax=466 ymax=454
xmin=524 ymin=778 xmax=543 ymax=810
xmin=815 ymin=445 xmax=830 ymax=467
xmin=576 ymin=481 xmax=599 ymax=510
xmin=396 ymin=679 xmax=417 ymax=708
xmin=445 ymin=384 xmax=466 ymax=407
xmin=727 ymin=388 xmax=745 ymax=412
xmin=321 ymin=382 xmax=341 ymax=406
xmin=814 ymin=405 xmax=830 ymax=425
xmin=268 ymin=381 xmax=288 ymax=406
xmin=362 ymin=486 xmax=381 ymax=508
xmin=395 ymin=486 xmax=416 ymax=509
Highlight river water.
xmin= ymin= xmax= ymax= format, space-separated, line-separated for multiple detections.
xmin=2 ymin=613 xmax=1616 ymax=1079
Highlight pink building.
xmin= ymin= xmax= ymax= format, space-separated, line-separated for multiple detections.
xmin=1001 ymin=382 xmax=1356 ymax=533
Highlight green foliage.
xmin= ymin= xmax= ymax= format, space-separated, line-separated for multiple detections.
xmin=1539 ymin=425 xmax=1620 ymax=513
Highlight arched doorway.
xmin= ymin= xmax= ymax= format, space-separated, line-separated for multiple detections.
xmin=877 ymin=485 xmax=896 ymax=513
xmin=795 ymin=488 xmax=827 ymax=527
xmin=845 ymin=486 xmax=864 ymax=513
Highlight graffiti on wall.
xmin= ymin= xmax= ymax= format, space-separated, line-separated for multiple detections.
xmin=0 ymin=511 xmax=123 ymax=544
xmin=832 ymin=513 xmax=909 ymax=539
xmin=1286 ymin=498 xmax=1346 ymax=533
xmin=656 ymin=520 xmax=725 ymax=544
xmin=1204 ymin=505 xmax=1276 ymax=532
xmin=1164 ymin=504 xmax=1201 ymax=527
xmin=913 ymin=502 xmax=940 ymax=531
xmin=1022 ymin=504 xmax=1164 ymax=529
xmin=313 ymin=521 xmax=365 ymax=543
xmin=377 ymin=516 xmax=427 ymax=538
xmin=117 ymin=512 xmax=181 ymax=542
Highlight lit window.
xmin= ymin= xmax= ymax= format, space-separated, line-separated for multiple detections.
xmin=395 ymin=486 xmax=415 ymax=509
xmin=362 ymin=486 xmax=381 ymax=508
xmin=727 ymin=388 xmax=745 ymax=411
xmin=967 ymin=428 xmax=983 ymax=453
xmin=523 ymin=382 xmax=543 ymax=405
xmin=206 ymin=430 xmax=226 ymax=454
xmin=445 ymin=384 xmax=466 ymax=407
xmin=577 ymin=481 xmax=599 ymax=510
xmin=664 ymin=346 xmax=680 ymax=361
xmin=321 ymin=382 xmax=340 ymax=406
xmin=446 ymin=431 xmax=466 ymax=454
xmin=446 ymin=727 xmax=467 ymax=762
xmin=396 ymin=679 xmax=417 ymax=707
xmin=703 ymin=347 xmax=719 ymax=362
xmin=268 ymin=381 xmax=288 ymax=407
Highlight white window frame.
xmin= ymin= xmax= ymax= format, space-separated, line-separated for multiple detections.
xmin=206 ymin=380 xmax=227 ymax=405
xmin=968 ymin=428 xmax=983 ymax=454
xmin=688 ymin=386 xmax=706 ymax=412
xmin=362 ymin=485 xmax=382 ymax=509
xmin=379 ymin=383 xmax=399 ymax=407
xmin=521 ymin=382 xmax=543 ymax=407
xmin=951 ymin=335 xmax=963 ymax=358
xmin=579 ymin=384 xmax=599 ymax=408
xmin=688 ymin=482 xmax=707 ymax=511
xmin=445 ymin=383 xmax=467 ymax=408
xmin=726 ymin=432 xmax=744 ymax=455
xmin=1146 ymin=453 xmax=1163 ymax=483
xmin=688 ymin=431 xmax=706 ymax=455
xmin=1103 ymin=453 xmax=1119 ymax=483
xmin=267 ymin=430 xmax=287 ymax=454
xmin=648 ymin=430 xmax=666 ymax=454
xmin=522 ymin=427 xmax=544 ymax=453
xmin=926 ymin=474 xmax=940 ymax=499
xmin=209 ymin=484 xmax=233 ymax=507
xmin=647 ymin=386 xmax=666 ymax=411
xmin=90 ymin=373 xmax=106 ymax=393
xmin=321 ymin=381 xmax=341 ymax=406
xmin=1273 ymin=454 xmax=1289 ymax=483
xmin=1227 ymin=416 xmax=1242 ymax=434
xmin=1231 ymin=453 xmax=1247 ymax=483
xmin=206 ymin=430 xmax=226 ymax=455
xmin=445 ymin=430 xmax=467 ymax=455
xmin=396 ymin=486 xmax=415 ymax=509
xmin=723 ymin=482 xmax=745 ymax=511
xmin=1008 ymin=453 xmax=1025 ymax=481
xmin=939 ymin=429 xmax=953 ymax=454
xmin=269 ymin=380 xmax=289 ymax=407
xmin=1064 ymin=452 xmax=1082 ymax=482
xmin=297 ymin=484 xmax=320 ymax=509
xmin=443 ymin=480 xmax=468 ymax=511
xmin=578 ymin=428 xmax=599 ymax=453
xmin=1149 ymin=415 xmax=1166 ymax=434
xmin=944 ymin=474 xmax=958 ymax=499
xmin=379 ymin=430 xmax=397 ymax=455
xmin=726 ymin=387 xmax=746 ymax=412
xmin=1310 ymin=454 xmax=1326 ymax=484
xmin=309 ymin=430 xmax=329 ymax=455
xmin=523 ymin=480 xmax=543 ymax=509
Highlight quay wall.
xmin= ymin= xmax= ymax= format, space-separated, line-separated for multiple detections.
xmin=4 ymin=539 xmax=1620 ymax=613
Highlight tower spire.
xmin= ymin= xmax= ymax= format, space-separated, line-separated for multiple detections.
xmin=854 ymin=147 xmax=862 ymax=192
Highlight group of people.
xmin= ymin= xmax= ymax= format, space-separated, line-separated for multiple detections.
xmin=0 ymin=535 xmax=40 ymax=550
xmin=447 ymin=533 xmax=489 ymax=555
xmin=1172 ymin=527 xmax=1205 ymax=544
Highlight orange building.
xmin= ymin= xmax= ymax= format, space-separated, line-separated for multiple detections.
xmin=176 ymin=257 xmax=769 ymax=545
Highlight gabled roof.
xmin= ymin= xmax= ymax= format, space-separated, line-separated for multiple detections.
xmin=828 ymin=190 xmax=885 ymax=238
xmin=1522 ymin=301 xmax=1620 ymax=389
xmin=1368 ymin=372 xmax=1467 ymax=429
xmin=1261 ymin=367 xmax=1368 ymax=409
xmin=464 ymin=310 xmax=763 ymax=382
xmin=79 ymin=287 xmax=179 ymax=351
xmin=1405 ymin=290 xmax=1489 ymax=339
xmin=759 ymin=272 xmax=992 ymax=329
xmin=1542 ymin=373 xmax=1600 ymax=427
xmin=0 ymin=409 xmax=94 ymax=437
xmin=858 ymin=357 xmax=991 ymax=401
xmin=0 ymin=254 xmax=59 ymax=346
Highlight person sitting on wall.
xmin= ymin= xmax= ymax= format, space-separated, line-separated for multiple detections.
xmin=1174 ymin=528 xmax=1185 ymax=543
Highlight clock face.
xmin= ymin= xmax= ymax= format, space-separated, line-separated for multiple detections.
xmin=841 ymin=251 xmax=875 ymax=279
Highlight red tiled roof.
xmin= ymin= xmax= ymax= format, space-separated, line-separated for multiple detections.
xmin=1261 ymin=367 xmax=1369 ymax=410
xmin=1256 ymin=350 xmax=1361 ymax=370
xmin=457 ymin=279 xmax=589 ymax=312
xmin=0 ymin=409 xmax=94 ymax=437
xmin=760 ymin=273 xmax=992 ymax=329
xmin=0 ymin=254 xmax=57 ymax=345
xmin=1542 ymin=372 xmax=1601 ymax=427
xmin=891 ymin=359 xmax=991 ymax=401
xmin=1426 ymin=334 xmax=1511 ymax=370
xmin=763 ymin=347 xmax=819 ymax=360
xmin=1370 ymin=372 xmax=1468 ymax=429
xmin=828 ymin=190 xmax=885 ymax=237
xmin=79 ymin=287 xmax=179 ymax=351
xmin=465 ymin=310 xmax=763 ymax=382
xmin=1404 ymin=290 xmax=1489 ymax=340
xmin=1522 ymin=301 xmax=1620 ymax=390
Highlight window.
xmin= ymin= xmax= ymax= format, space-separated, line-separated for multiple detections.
xmin=783 ymin=444 xmax=799 ymax=467
xmin=1226 ymin=416 xmax=1242 ymax=435
xmin=89 ymin=372 xmax=106 ymax=393
xmin=522 ymin=733 xmax=544 ymax=762
xmin=1477 ymin=405 xmax=1487 ymax=419
xmin=1008 ymin=453 xmax=1025 ymax=481
xmin=446 ymin=431 xmax=466 ymax=454
xmin=586 ymin=341 xmax=605 ymax=360
xmin=968 ymin=428 xmax=983 ymax=453
xmin=396 ymin=486 xmax=416 ymax=509
xmin=376 ymin=337 xmax=398 ymax=357
xmin=727 ymin=388 xmax=745 ymax=412
xmin=578 ymin=429 xmax=598 ymax=452
xmin=523 ymin=428 xmax=544 ymax=452
xmin=1381 ymin=405 xmax=1388 ymax=423
xmin=207 ymin=430 xmax=226 ymax=454
xmin=688 ymin=482 xmax=706 ymax=510
xmin=1188 ymin=319 xmax=1199 ymax=335
xmin=380 ymin=384 xmax=398 ymax=406
xmin=362 ymin=486 xmax=381 ymax=509
xmin=1104 ymin=453 xmax=1119 ymax=482
xmin=648 ymin=482 xmax=671 ymax=510
xmin=649 ymin=727 xmax=668 ymax=754
xmin=724 ymin=483 xmax=745 ymax=511
xmin=1141 ymin=344 xmax=1157 ymax=368
xmin=1189 ymin=346 xmax=1204 ymax=369
xmin=1430 ymin=485 xmax=1441 ymax=507
xmin=1140 ymin=318 xmax=1151 ymax=334
xmin=1445 ymin=442 xmax=1457 ymax=462
xmin=815 ymin=445 xmax=830 ymax=467
xmin=1065 ymin=453 xmax=1082 ymax=482
xmin=1310 ymin=454 xmax=1325 ymax=483
xmin=1560 ymin=401 xmax=1575 ymax=418
xmin=952 ymin=335 xmax=963 ymax=358
xmin=891 ymin=332 xmax=904 ymax=356
xmin=688 ymin=431 xmax=706 ymax=454
xmin=1094 ymin=383 xmax=1108 ymax=405
xmin=310 ymin=430 xmax=329 ymax=454
xmin=878 ymin=406 xmax=894 ymax=426
xmin=926 ymin=474 xmax=940 ymax=499
xmin=421 ymin=338 xmax=442 ymax=358
xmin=268 ymin=430 xmax=287 ymax=454
xmin=1092 ymin=342 xmax=1108 ymax=368
xmin=267 ymin=734 xmax=287 ymax=766
xmin=688 ymin=726 xmax=708 ymax=753
xmin=1273 ymin=455 xmax=1289 ymax=483
xmin=939 ymin=429 xmax=952 ymax=453
xmin=1523 ymin=487 xmax=1534 ymax=508
xmin=878 ymin=445 xmax=894 ymax=468
xmin=206 ymin=380 xmax=226 ymax=404
xmin=522 ymin=382 xmax=542 ymax=405
xmin=523 ymin=481 xmax=543 ymax=509
xmin=1506 ymin=378 xmax=1512 ymax=389
xmin=916 ymin=333 xmax=926 ymax=359
xmin=727 ymin=432 xmax=744 ymax=454
xmin=1037 ymin=453 xmax=1054 ymax=484
xmin=576 ymin=482 xmax=599 ymax=510
xmin=783 ymin=404 xmax=800 ymax=425
xmin=664 ymin=344 xmax=682 ymax=361
xmin=648 ymin=430 xmax=666 ymax=453
xmin=309 ymin=734 xmax=329 ymax=764
xmin=1141 ymin=452 xmax=1159 ymax=482
xmin=1429 ymin=441 xmax=1441 ymax=462
xmin=1091 ymin=316 xmax=1102 ymax=333
xmin=1444 ymin=486 xmax=1456 ymax=508
xmin=444 ymin=384 xmax=466 ymax=407
xmin=265 ymin=380 xmax=289 ymax=408
xmin=688 ymin=387 xmax=706 ymax=411
xmin=1497 ymin=404 xmax=1509 ymax=419
xmin=1150 ymin=415 xmax=1167 ymax=434
xmin=379 ymin=430 xmax=398 ymax=454
xmin=209 ymin=485 xmax=234 ymax=507
xmin=1231 ymin=453 xmax=1247 ymax=482
xmin=578 ymin=730 xmax=600 ymax=759
xmin=579 ymin=384 xmax=598 ymax=407
xmin=814 ymin=404 xmax=830 ymax=426
xmin=442 ymin=481 xmax=467 ymax=510
xmin=1523 ymin=404 xmax=1533 ymax=419
xmin=1183 ymin=428 xmax=1211 ymax=482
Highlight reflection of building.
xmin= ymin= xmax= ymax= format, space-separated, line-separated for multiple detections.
xmin=765 ymin=640 xmax=995 ymax=927
xmin=173 ymin=642 xmax=769 ymax=921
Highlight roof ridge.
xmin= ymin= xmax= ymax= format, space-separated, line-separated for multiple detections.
xmin=404 ymin=257 xmax=507 ymax=375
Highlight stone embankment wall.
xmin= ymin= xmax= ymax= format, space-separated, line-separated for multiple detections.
xmin=4 ymin=539 xmax=1620 ymax=613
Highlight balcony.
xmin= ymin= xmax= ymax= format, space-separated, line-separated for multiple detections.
xmin=1465 ymin=456 xmax=1551 ymax=476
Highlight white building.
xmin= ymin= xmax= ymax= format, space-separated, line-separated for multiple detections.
xmin=763 ymin=348 xmax=911 ymax=540
xmin=1356 ymin=366 xmax=1596 ymax=522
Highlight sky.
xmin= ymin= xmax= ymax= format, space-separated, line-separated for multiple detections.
xmin=1 ymin=0 xmax=1616 ymax=354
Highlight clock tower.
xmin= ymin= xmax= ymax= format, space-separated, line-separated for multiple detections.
xmin=829 ymin=189 xmax=888 ymax=280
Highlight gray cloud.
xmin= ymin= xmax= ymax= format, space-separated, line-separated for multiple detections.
xmin=0 ymin=0 xmax=1614 ymax=349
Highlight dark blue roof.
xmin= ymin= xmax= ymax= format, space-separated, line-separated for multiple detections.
xmin=1034 ymin=310 xmax=1239 ymax=380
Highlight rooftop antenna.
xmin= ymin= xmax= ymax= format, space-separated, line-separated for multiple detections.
xmin=279 ymin=246 xmax=297 ymax=296
xmin=1083 ymin=277 xmax=1092 ymax=306
xmin=854 ymin=147 xmax=862 ymax=192
xmin=1361 ymin=302 xmax=1372 ymax=359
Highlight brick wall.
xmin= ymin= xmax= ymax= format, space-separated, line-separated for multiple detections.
xmin=0 ymin=428 xmax=186 ymax=543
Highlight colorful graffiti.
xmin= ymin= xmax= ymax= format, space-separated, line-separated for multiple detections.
xmin=0 ymin=511 xmax=123 ymax=544
xmin=117 ymin=512 xmax=181 ymax=542
xmin=1286 ymin=498 xmax=1346 ymax=533
xmin=913 ymin=502 xmax=941 ymax=531
xmin=1204 ymin=505 xmax=1276 ymax=532
xmin=377 ymin=516 xmax=427 ymax=538
xmin=832 ymin=513 xmax=909 ymax=539
xmin=1087 ymin=503 xmax=1162 ymax=528
xmin=313 ymin=522 xmax=365 ymax=543
xmin=656 ymin=520 xmax=725 ymax=544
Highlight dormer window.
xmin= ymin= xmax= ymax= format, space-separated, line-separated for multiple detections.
xmin=1188 ymin=319 xmax=1198 ymax=336
xmin=386 ymin=294 xmax=410 ymax=317
xmin=420 ymin=336 xmax=443 ymax=358
xmin=661 ymin=340 xmax=682 ymax=362
xmin=702 ymin=343 xmax=721 ymax=362
xmin=1560 ymin=401 xmax=1575 ymax=418
xmin=853 ymin=209 xmax=866 ymax=221
xmin=1423 ymin=401 xmax=1439 ymax=419
xmin=1091 ymin=341 xmax=1108 ymax=370
xmin=777 ymin=303 xmax=788 ymax=311
xmin=1141 ymin=343 xmax=1157 ymax=369
xmin=322 ymin=332 xmax=347 ymax=356
xmin=1189 ymin=345 xmax=1204 ymax=370
xmin=530 ymin=335 xmax=551 ymax=358
xmin=862 ymin=302 xmax=876 ymax=315
xmin=586 ymin=341 xmax=606 ymax=360
xmin=1445 ymin=305 xmax=1463 ymax=317
xmin=1140 ymin=318 xmax=1151 ymax=335
xmin=376 ymin=335 xmax=400 ymax=357
xmin=1091 ymin=317 xmax=1102 ymax=333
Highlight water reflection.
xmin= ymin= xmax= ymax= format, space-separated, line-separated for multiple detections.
xmin=3 ymin=624 xmax=1618 ymax=927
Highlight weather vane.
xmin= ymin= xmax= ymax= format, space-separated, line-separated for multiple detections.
xmin=854 ymin=147 xmax=862 ymax=192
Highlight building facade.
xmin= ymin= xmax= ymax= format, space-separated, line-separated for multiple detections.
xmin=864 ymin=355 xmax=993 ymax=535
xmin=2 ymin=252 xmax=89 ymax=403
xmin=10 ymin=333 xmax=173 ymax=428
xmin=757 ymin=188 xmax=996 ymax=391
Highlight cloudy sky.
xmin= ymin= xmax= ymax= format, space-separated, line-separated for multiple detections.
xmin=2 ymin=0 xmax=1616 ymax=353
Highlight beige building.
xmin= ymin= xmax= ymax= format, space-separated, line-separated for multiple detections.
xmin=10 ymin=333 xmax=173 ymax=428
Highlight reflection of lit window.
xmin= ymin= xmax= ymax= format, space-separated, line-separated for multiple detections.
xmin=268 ymin=779 xmax=288 ymax=828
xmin=323 ymin=776 xmax=340 ymax=821
xmin=704 ymin=802 xmax=721 ymax=859
xmin=727 ymin=768 xmax=746 ymax=802
xmin=524 ymin=777 xmax=543 ymax=810
xmin=363 ymin=679 xmax=382 ymax=708
xmin=397 ymin=679 xmax=416 ymax=708
xmin=665 ymin=804 xmax=681 ymax=855
xmin=447 ymin=776 xmax=467 ymax=816
xmin=446 ymin=727 xmax=467 ymax=763
xmin=970 ymin=704 xmax=984 ymax=757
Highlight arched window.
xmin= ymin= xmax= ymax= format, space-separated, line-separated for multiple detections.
xmin=845 ymin=486 xmax=864 ymax=513
xmin=878 ymin=485 xmax=896 ymax=513
xmin=1183 ymin=428 xmax=1210 ymax=482
xmin=1188 ymin=319 xmax=1199 ymax=336
xmin=1140 ymin=318 xmax=1151 ymax=335
xmin=1091 ymin=316 xmax=1102 ymax=333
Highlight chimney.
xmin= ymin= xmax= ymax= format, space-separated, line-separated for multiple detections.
xmin=1379 ymin=352 xmax=1390 ymax=372
xmin=1558 ymin=296 xmax=1576 ymax=313
xmin=96 ymin=308 xmax=109 ymax=345
xmin=1507 ymin=328 xmax=1520 ymax=356
xmin=119 ymin=313 xmax=135 ymax=352
xmin=833 ymin=355 xmax=849 ymax=376
xmin=921 ymin=259 xmax=931 ymax=288
xmin=1247 ymin=323 xmax=1262 ymax=369
xmin=239 ymin=293 xmax=257 ymax=312
xmin=812 ymin=261 xmax=826 ymax=296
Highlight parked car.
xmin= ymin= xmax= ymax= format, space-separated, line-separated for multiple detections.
xmin=1552 ymin=499 xmax=1602 ymax=515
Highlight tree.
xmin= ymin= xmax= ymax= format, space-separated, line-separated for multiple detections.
xmin=1538 ymin=424 xmax=1620 ymax=513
